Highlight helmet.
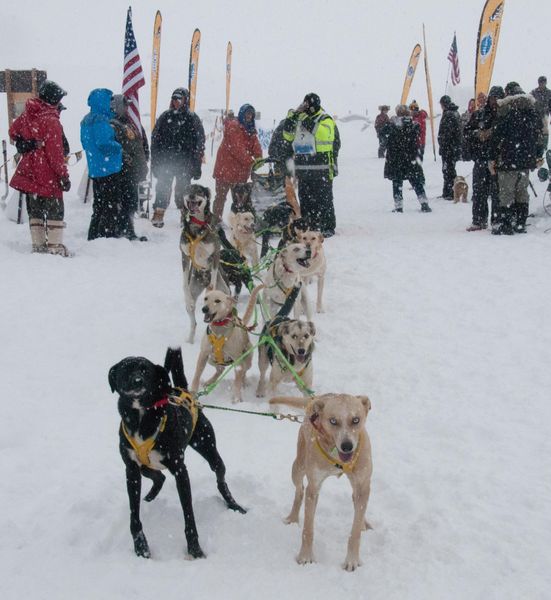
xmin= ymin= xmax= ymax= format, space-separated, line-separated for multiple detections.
xmin=303 ymin=93 xmax=321 ymax=115
xmin=409 ymin=100 xmax=419 ymax=111
xmin=38 ymin=80 xmax=67 ymax=105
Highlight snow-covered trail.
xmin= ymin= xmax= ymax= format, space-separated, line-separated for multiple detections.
xmin=1 ymin=123 xmax=551 ymax=600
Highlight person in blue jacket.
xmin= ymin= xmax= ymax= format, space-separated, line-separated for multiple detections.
xmin=81 ymin=88 xmax=123 ymax=240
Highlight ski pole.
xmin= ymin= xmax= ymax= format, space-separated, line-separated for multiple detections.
xmin=528 ymin=180 xmax=538 ymax=198
xmin=1 ymin=140 xmax=8 ymax=201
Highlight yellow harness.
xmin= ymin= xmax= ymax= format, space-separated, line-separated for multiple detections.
xmin=185 ymin=230 xmax=209 ymax=271
xmin=121 ymin=415 xmax=168 ymax=468
xmin=313 ymin=429 xmax=363 ymax=475
xmin=207 ymin=330 xmax=233 ymax=366
xmin=120 ymin=389 xmax=199 ymax=467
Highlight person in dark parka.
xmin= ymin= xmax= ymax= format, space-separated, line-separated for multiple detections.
xmin=438 ymin=95 xmax=462 ymax=200
xmin=150 ymin=87 xmax=205 ymax=227
xmin=381 ymin=105 xmax=431 ymax=213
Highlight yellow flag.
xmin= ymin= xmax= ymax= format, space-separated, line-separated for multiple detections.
xmin=226 ymin=42 xmax=232 ymax=115
xmin=422 ymin=25 xmax=437 ymax=161
xmin=475 ymin=0 xmax=505 ymax=98
xmin=189 ymin=28 xmax=201 ymax=112
xmin=401 ymin=44 xmax=422 ymax=106
xmin=150 ymin=11 xmax=162 ymax=133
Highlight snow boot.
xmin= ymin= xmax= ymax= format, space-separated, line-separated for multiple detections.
xmin=151 ymin=208 xmax=165 ymax=228
xmin=420 ymin=202 xmax=432 ymax=213
xmin=514 ymin=203 xmax=528 ymax=234
xmin=29 ymin=218 xmax=47 ymax=253
xmin=492 ymin=207 xmax=514 ymax=236
xmin=46 ymin=220 xmax=73 ymax=257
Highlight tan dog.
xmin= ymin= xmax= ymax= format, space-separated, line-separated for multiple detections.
xmin=256 ymin=319 xmax=316 ymax=398
xmin=191 ymin=284 xmax=263 ymax=402
xmin=228 ymin=211 xmax=259 ymax=267
xmin=262 ymin=243 xmax=312 ymax=319
xmin=294 ymin=230 xmax=326 ymax=315
xmin=453 ymin=176 xmax=469 ymax=203
xmin=269 ymin=394 xmax=373 ymax=571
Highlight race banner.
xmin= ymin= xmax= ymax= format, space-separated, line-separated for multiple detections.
xmin=150 ymin=10 xmax=162 ymax=132
xmin=475 ymin=0 xmax=505 ymax=98
xmin=226 ymin=41 xmax=232 ymax=115
xmin=400 ymin=44 xmax=422 ymax=105
xmin=188 ymin=28 xmax=201 ymax=112
xmin=422 ymin=25 xmax=437 ymax=161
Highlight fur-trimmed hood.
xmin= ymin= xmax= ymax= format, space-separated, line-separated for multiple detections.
xmin=497 ymin=93 xmax=536 ymax=115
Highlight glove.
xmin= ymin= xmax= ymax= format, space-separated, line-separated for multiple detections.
xmin=60 ymin=177 xmax=71 ymax=192
xmin=191 ymin=163 xmax=202 ymax=180
xmin=15 ymin=137 xmax=42 ymax=154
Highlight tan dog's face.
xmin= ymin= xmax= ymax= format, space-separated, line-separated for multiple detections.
xmin=278 ymin=320 xmax=315 ymax=364
xmin=233 ymin=211 xmax=256 ymax=235
xmin=454 ymin=176 xmax=467 ymax=185
xmin=201 ymin=290 xmax=234 ymax=323
xmin=312 ymin=394 xmax=371 ymax=463
xmin=280 ymin=243 xmax=311 ymax=272
xmin=295 ymin=230 xmax=324 ymax=255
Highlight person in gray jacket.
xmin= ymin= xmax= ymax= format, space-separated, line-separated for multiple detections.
xmin=531 ymin=76 xmax=551 ymax=149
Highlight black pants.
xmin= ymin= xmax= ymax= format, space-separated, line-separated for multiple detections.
xmin=471 ymin=161 xmax=499 ymax=226
xmin=297 ymin=173 xmax=336 ymax=234
xmin=442 ymin=156 xmax=457 ymax=199
xmin=153 ymin=165 xmax=191 ymax=210
xmin=26 ymin=195 xmax=64 ymax=221
xmin=88 ymin=173 xmax=123 ymax=240
xmin=377 ymin=135 xmax=386 ymax=158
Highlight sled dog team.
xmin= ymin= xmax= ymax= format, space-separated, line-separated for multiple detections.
xmin=110 ymin=185 xmax=372 ymax=571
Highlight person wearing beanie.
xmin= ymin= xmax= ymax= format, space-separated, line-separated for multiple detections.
xmin=463 ymin=86 xmax=504 ymax=231
xmin=212 ymin=103 xmax=262 ymax=222
xmin=437 ymin=95 xmax=462 ymax=200
xmin=9 ymin=80 xmax=72 ymax=256
xmin=531 ymin=76 xmax=551 ymax=149
xmin=488 ymin=81 xmax=544 ymax=234
xmin=409 ymin=100 xmax=428 ymax=161
xmin=380 ymin=105 xmax=431 ymax=213
xmin=282 ymin=93 xmax=341 ymax=236
xmin=375 ymin=105 xmax=391 ymax=158
xmin=149 ymin=88 xmax=205 ymax=227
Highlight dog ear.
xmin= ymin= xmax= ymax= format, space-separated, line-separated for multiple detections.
xmin=306 ymin=321 xmax=316 ymax=336
xmin=357 ymin=395 xmax=371 ymax=415
xmin=155 ymin=364 xmax=171 ymax=394
xmin=203 ymin=186 xmax=211 ymax=202
xmin=108 ymin=363 xmax=120 ymax=393
xmin=312 ymin=398 xmax=325 ymax=415
xmin=318 ymin=232 xmax=325 ymax=245
xmin=278 ymin=322 xmax=290 ymax=337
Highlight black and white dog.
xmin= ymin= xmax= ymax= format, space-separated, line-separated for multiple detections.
xmin=109 ymin=347 xmax=245 ymax=560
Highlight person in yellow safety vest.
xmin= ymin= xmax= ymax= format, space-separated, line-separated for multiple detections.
xmin=282 ymin=93 xmax=340 ymax=237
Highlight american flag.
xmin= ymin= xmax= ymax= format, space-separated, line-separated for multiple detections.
xmin=447 ymin=33 xmax=461 ymax=86
xmin=122 ymin=7 xmax=145 ymax=135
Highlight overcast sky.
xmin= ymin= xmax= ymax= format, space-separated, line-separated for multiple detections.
xmin=2 ymin=0 xmax=550 ymax=146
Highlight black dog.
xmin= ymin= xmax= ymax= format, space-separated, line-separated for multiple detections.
xmin=109 ymin=347 xmax=245 ymax=560
xmin=230 ymin=182 xmax=255 ymax=216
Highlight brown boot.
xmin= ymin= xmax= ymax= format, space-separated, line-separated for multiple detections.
xmin=29 ymin=218 xmax=47 ymax=253
xmin=151 ymin=208 xmax=165 ymax=228
xmin=46 ymin=220 xmax=73 ymax=257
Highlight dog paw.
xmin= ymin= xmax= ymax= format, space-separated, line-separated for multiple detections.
xmin=342 ymin=556 xmax=362 ymax=572
xmin=228 ymin=502 xmax=247 ymax=514
xmin=187 ymin=544 xmax=206 ymax=559
xmin=133 ymin=532 xmax=151 ymax=558
xmin=255 ymin=389 xmax=265 ymax=398
xmin=283 ymin=514 xmax=299 ymax=525
xmin=296 ymin=550 xmax=315 ymax=565
xmin=316 ymin=307 xmax=325 ymax=314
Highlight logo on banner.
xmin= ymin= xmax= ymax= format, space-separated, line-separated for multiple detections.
xmin=407 ymin=65 xmax=415 ymax=77
xmin=480 ymin=33 xmax=493 ymax=64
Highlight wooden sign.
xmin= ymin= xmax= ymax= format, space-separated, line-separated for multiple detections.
xmin=0 ymin=69 xmax=48 ymax=127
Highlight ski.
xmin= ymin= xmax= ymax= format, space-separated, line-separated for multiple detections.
xmin=150 ymin=10 xmax=162 ymax=133
xmin=226 ymin=41 xmax=232 ymax=115
xmin=188 ymin=28 xmax=201 ymax=112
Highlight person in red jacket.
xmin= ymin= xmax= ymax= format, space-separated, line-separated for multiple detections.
xmin=9 ymin=80 xmax=71 ymax=256
xmin=212 ymin=103 xmax=262 ymax=222
xmin=409 ymin=100 xmax=428 ymax=161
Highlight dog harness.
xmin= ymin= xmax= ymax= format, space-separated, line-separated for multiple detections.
xmin=121 ymin=414 xmax=168 ymax=468
xmin=120 ymin=389 xmax=199 ymax=467
xmin=270 ymin=262 xmax=294 ymax=304
xmin=310 ymin=414 xmax=363 ymax=474
xmin=184 ymin=230 xmax=209 ymax=271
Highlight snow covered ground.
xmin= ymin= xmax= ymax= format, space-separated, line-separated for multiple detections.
xmin=2 ymin=122 xmax=551 ymax=600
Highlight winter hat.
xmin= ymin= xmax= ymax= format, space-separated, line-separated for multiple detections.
xmin=409 ymin=100 xmax=419 ymax=111
xmin=38 ymin=80 xmax=67 ymax=105
xmin=504 ymin=81 xmax=523 ymax=96
xmin=488 ymin=85 xmax=505 ymax=99
xmin=379 ymin=105 xmax=390 ymax=112
xmin=395 ymin=104 xmax=409 ymax=117
xmin=303 ymin=93 xmax=321 ymax=115
xmin=170 ymin=88 xmax=190 ymax=109
xmin=439 ymin=95 xmax=452 ymax=108
xmin=538 ymin=76 xmax=547 ymax=84
xmin=111 ymin=94 xmax=130 ymax=118
xmin=238 ymin=104 xmax=256 ymax=133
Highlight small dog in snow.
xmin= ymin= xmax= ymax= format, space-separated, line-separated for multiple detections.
xmin=453 ymin=176 xmax=469 ymax=203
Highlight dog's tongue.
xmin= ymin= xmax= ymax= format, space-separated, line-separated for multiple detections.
xmin=338 ymin=450 xmax=354 ymax=463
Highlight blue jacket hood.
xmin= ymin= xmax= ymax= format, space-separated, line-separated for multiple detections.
xmin=87 ymin=88 xmax=114 ymax=116
xmin=238 ymin=104 xmax=256 ymax=133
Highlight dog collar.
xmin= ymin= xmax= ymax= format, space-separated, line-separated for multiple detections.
xmin=190 ymin=216 xmax=208 ymax=227
xmin=151 ymin=397 xmax=169 ymax=409
xmin=211 ymin=315 xmax=233 ymax=327
xmin=281 ymin=260 xmax=293 ymax=274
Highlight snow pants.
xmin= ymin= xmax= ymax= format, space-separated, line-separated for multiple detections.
xmin=88 ymin=173 xmax=123 ymax=240
xmin=441 ymin=156 xmax=457 ymax=199
xmin=297 ymin=173 xmax=336 ymax=235
xmin=153 ymin=165 xmax=191 ymax=211
xmin=471 ymin=161 xmax=499 ymax=226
